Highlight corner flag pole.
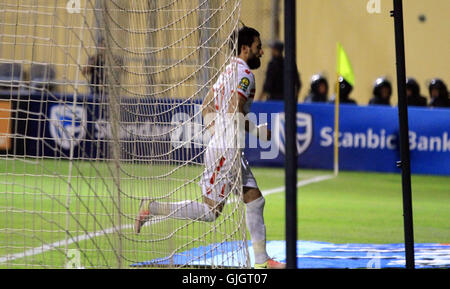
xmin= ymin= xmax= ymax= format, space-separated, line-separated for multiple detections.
xmin=333 ymin=44 xmax=341 ymax=177
xmin=284 ymin=0 xmax=297 ymax=269
xmin=391 ymin=0 xmax=415 ymax=269
xmin=334 ymin=42 xmax=354 ymax=177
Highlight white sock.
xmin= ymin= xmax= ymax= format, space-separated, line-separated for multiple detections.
xmin=246 ymin=196 xmax=270 ymax=264
xmin=148 ymin=200 xmax=216 ymax=222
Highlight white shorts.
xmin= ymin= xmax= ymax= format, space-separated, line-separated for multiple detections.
xmin=199 ymin=146 xmax=258 ymax=203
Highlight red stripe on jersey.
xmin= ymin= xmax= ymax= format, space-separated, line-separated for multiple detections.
xmin=210 ymin=169 xmax=217 ymax=184
xmin=219 ymin=156 xmax=225 ymax=168
xmin=219 ymin=184 xmax=226 ymax=198
xmin=209 ymin=156 xmax=226 ymax=185
xmin=210 ymin=172 xmax=216 ymax=185
xmin=237 ymin=91 xmax=248 ymax=100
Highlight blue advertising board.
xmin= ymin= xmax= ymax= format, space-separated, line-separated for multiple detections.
xmin=7 ymin=90 xmax=449 ymax=176
xmin=19 ymin=92 xmax=203 ymax=163
xmin=19 ymin=93 xmax=104 ymax=159
xmin=245 ymin=101 xmax=450 ymax=175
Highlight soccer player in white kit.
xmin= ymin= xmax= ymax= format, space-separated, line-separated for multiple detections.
xmin=135 ymin=26 xmax=285 ymax=269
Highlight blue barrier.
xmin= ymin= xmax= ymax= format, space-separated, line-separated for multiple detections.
xmin=245 ymin=101 xmax=450 ymax=175
xmin=10 ymin=91 xmax=203 ymax=162
xmin=6 ymin=90 xmax=449 ymax=175
xmin=8 ymin=92 xmax=103 ymax=159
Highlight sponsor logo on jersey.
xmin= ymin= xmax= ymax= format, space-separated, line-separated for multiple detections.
xmin=238 ymin=77 xmax=250 ymax=92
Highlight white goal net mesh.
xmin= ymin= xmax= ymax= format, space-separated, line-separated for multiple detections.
xmin=0 ymin=0 xmax=249 ymax=268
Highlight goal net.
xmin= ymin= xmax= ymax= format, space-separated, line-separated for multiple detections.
xmin=0 ymin=0 xmax=249 ymax=268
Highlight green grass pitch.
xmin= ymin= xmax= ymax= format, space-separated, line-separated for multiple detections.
xmin=0 ymin=159 xmax=449 ymax=268
xmin=258 ymin=168 xmax=449 ymax=244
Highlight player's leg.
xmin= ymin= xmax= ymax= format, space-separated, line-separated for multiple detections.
xmin=243 ymin=186 xmax=269 ymax=263
xmin=241 ymin=153 xmax=285 ymax=269
xmin=135 ymin=148 xmax=230 ymax=233
xmin=134 ymin=197 xmax=222 ymax=233
xmin=243 ymin=187 xmax=285 ymax=269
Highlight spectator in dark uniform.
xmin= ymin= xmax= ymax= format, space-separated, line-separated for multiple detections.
xmin=257 ymin=41 xmax=301 ymax=101
xmin=329 ymin=76 xmax=357 ymax=105
xmin=428 ymin=78 xmax=449 ymax=108
xmin=405 ymin=77 xmax=427 ymax=107
xmin=304 ymin=74 xmax=328 ymax=103
xmin=369 ymin=77 xmax=392 ymax=106
xmin=82 ymin=39 xmax=106 ymax=96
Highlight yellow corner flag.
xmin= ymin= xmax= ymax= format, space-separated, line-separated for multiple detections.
xmin=333 ymin=42 xmax=354 ymax=177
xmin=336 ymin=42 xmax=355 ymax=86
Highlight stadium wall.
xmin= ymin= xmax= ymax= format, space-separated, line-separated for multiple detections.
xmin=240 ymin=0 xmax=450 ymax=105
xmin=1 ymin=0 xmax=448 ymax=103
xmin=0 ymin=0 xmax=96 ymax=94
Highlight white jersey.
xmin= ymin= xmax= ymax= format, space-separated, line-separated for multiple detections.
xmin=200 ymin=58 xmax=259 ymax=202
xmin=212 ymin=57 xmax=256 ymax=115
xmin=209 ymin=57 xmax=256 ymax=148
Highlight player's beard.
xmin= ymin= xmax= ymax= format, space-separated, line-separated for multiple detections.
xmin=247 ymin=54 xmax=261 ymax=70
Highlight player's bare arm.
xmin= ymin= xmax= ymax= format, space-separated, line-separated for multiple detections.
xmin=237 ymin=94 xmax=271 ymax=141
xmin=201 ymin=88 xmax=216 ymax=134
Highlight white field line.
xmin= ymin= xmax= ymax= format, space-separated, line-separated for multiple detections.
xmin=0 ymin=224 xmax=131 ymax=264
xmin=0 ymin=174 xmax=335 ymax=264
xmin=261 ymin=174 xmax=335 ymax=197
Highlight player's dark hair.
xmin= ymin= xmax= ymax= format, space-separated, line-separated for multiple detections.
xmin=237 ymin=26 xmax=260 ymax=55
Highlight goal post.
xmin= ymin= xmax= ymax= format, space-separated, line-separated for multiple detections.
xmin=0 ymin=0 xmax=249 ymax=268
